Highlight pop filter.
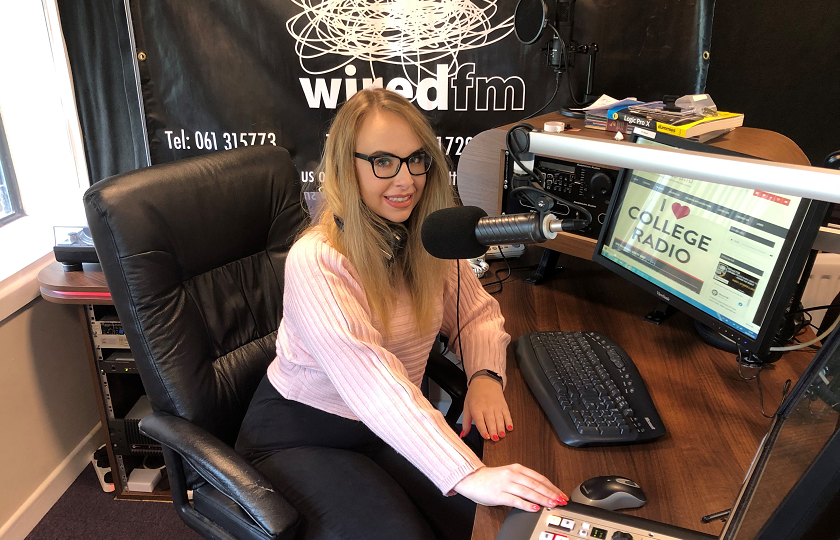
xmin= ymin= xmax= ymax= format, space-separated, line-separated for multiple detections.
xmin=513 ymin=0 xmax=548 ymax=45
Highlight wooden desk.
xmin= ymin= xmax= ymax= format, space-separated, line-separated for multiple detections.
xmin=38 ymin=262 xmax=171 ymax=501
xmin=472 ymin=253 xmax=815 ymax=539
xmin=463 ymin=116 xmax=816 ymax=538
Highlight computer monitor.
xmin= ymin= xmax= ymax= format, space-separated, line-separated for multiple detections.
xmin=593 ymin=131 xmax=829 ymax=360
xmin=720 ymin=321 xmax=840 ymax=539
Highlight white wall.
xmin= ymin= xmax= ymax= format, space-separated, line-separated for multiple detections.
xmin=0 ymin=297 xmax=100 ymax=539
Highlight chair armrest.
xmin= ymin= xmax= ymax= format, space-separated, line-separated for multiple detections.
xmin=425 ymin=349 xmax=468 ymax=429
xmin=140 ymin=411 xmax=298 ymax=537
xmin=426 ymin=349 xmax=467 ymax=400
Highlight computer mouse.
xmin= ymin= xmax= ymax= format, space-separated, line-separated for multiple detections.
xmin=570 ymin=476 xmax=647 ymax=511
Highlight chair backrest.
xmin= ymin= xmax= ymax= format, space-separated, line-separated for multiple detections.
xmin=84 ymin=146 xmax=306 ymax=447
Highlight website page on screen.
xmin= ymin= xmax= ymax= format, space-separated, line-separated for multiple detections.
xmin=600 ymin=141 xmax=803 ymax=339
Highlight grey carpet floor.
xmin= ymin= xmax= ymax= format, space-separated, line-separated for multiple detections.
xmin=25 ymin=464 xmax=203 ymax=540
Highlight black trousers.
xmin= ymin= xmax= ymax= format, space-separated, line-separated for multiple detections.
xmin=235 ymin=376 xmax=476 ymax=540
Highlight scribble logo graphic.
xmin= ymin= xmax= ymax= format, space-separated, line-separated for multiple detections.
xmin=287 ymin=0 xmax=524 ymax=111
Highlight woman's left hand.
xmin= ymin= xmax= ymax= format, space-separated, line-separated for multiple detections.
xmin=461 ymin=377 xmax=512 ymax=441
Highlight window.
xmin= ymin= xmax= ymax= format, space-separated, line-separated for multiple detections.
xmin=0 ymin=113 xmax=24 ymax=227
xmin=0 ymin=0 xmax=89 ymax=289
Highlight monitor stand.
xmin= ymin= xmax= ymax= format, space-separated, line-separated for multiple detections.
xmin=523 ymin=248 xmax=564 ymax=285
xmin=644 ymin=301 xmax=677 ymax=324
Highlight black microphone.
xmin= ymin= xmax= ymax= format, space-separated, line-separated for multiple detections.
xmin=421 ymin=206 xmax=587 ymax=259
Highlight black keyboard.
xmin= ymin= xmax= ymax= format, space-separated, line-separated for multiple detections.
xmin=515 ymin=331 xmax=666 ymax=447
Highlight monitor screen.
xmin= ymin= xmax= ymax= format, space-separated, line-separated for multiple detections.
xmin=593 ymin=132 xmax=827 ymax=356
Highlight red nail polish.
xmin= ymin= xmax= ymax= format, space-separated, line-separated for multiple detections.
xmin=459 ymin=431 xmax=464 ymax=438
xmin=498 ymin=432 xmax=505 ymax=438
xmin=507 ymin=425 xmax=513 ymax=430
xmin=491 ymin=435 xmax=499 ymax=441
xmin=531 ymin=504 xmax=540 ymax=511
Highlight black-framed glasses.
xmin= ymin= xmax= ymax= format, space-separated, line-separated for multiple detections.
xmin=354 ymin=151 xmax=432 ymax=179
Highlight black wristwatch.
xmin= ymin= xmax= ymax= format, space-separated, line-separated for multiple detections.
xmin=468 ymin=369 xmax=503 ymax=386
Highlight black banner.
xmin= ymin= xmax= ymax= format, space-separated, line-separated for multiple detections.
xmin=60 ymin=0 xmax=713 ymax=184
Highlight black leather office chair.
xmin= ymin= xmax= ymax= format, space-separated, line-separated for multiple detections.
xmin=83 ymin=146 xmax=468 ymax=540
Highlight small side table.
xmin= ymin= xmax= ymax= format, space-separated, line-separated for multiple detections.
xmin=38 ymin=262 xmax=170 ymax=500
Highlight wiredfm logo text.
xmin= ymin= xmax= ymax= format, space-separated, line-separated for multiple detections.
xmin=299 ymin=63 xmax=525 ymax=111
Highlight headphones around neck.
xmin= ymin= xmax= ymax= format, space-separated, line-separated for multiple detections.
xmin=334 ymin=215 xmax=408 ymax=263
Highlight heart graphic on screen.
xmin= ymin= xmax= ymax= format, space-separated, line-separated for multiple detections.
xmin=672 ymin=203 xmax=690 ymax=219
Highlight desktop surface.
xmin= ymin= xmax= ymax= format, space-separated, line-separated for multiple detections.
xmin=472 ymin=250 xmax=815 ymax=540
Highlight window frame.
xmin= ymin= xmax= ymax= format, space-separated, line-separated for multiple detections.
xmin=0 ymin=112 xmax=24 ymax=228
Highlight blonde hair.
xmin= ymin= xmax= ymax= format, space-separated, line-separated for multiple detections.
xmin=311 ymin=88 xmax=455 ymax=336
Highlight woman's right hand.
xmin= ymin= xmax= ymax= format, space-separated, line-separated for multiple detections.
xmin=453 ymin=465 xmax=568 ymax=512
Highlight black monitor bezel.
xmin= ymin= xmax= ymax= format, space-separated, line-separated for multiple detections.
xmin=592 ymin=130 xmax=828 ymax=357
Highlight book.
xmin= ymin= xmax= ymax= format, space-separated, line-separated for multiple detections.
xmin=584 ymin=112 xmax=608 ymax=131
xmin=616 ymin=110 xmax=660 ymax=130
xmin=606 ymin=118 xmax=634 ymax=134
xmin=626 ymin=103 xmax=695 ymax=118
xmin=606 ymin=100 xmax=643 ymax=120
xmin=687 ymin=127 xmax=736 ymax=143
xmin=618 ymin=109 xmax=744 ymax=138
xmin=655 ymin=110 xmax=744 ymax=138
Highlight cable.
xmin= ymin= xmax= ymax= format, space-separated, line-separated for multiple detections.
xmin=705 ymin=303 xmax=834 ymax=355
xmin=506 ymin=124 xmax=542 ymax=184
xmin=517 ymin=72 xmax=561 ymax=122
xmin=456 ymin=259 xmax=464 ymax=367
xmin=450 ymin=255 xmax=508 ymax=355
xmin=736 ymin=349 xmax=792 ymax=419
xmin=787 ymin=303 xmax=840 ymax=315
xmin=770 ymin=313 xmax=840 ymax=352
xmin=482 ymin=250 xmax=512 ymax=294
xmin=509 ymin=184 xmax=593 ymax=225
xmin=757 ymin=369 xmax=792 ymax=419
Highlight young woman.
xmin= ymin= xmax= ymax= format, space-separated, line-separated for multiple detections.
xmin=236 ymin=88 xmax=566 ymax=540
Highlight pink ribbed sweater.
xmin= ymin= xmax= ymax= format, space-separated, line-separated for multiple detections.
xmin=266 ymin=230 xmax=510 ymax=494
